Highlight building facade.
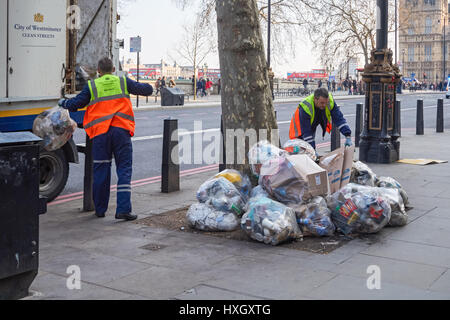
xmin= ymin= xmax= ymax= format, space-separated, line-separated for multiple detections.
xmin=399 ymin=0 xmax=450 ymax=84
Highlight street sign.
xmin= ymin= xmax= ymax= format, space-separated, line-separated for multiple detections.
xmin=130 ymin=37 xmax=141 ymax=53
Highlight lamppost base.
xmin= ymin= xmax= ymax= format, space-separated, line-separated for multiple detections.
xmin=359 ymin=137 xmax=400 ymax=164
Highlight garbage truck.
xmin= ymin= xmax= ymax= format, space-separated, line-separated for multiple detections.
xmin=0 ymin=0 xmax=124 ymax=201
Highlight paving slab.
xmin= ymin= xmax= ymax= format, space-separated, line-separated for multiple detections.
xmin=199 ymin=255 xmax=338 ymax=300
xmin=429 ymin=270 xmax=450 ymax=294
xmin=105 ymin=265 xmax=213 ymax=299
xmin=39 ymin=247 xmax=152 ymax=286
xmin=26 ymin=273 xmax=132 ymax=300
xmin=305 ymin=274 xmax=450 ymax=300
xmin=361 ymin=239 xmax=450 ymax=268
xmin=332 ymin=253 xmax=447 ymax=290
xmin=387 ymin=215 xmax=450 ymax=249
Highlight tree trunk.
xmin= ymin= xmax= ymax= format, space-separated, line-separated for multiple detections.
xmin=216 ymin=0 xmax=278 ymax=177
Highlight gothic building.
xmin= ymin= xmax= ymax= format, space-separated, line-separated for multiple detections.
xmin=399 ymin=0 xmax=450 ymax=83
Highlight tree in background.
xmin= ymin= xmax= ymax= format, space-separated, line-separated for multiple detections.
xmin=216 ymin=0 xmax=278 ymax=175
xmin=172 ymin=15 xmax=217 ymax=100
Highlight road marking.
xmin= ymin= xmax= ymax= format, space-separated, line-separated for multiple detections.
xmin=49 ymin=164 xmax=219 ymax=206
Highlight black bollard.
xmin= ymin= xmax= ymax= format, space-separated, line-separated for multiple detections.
xmin=416 ymin=99 xmax=424 ymax=135
xmin=331 ymin=123 xmax=341 ymax=151
xmin=162 ymin=119 xmax=180 ymax=193
xmin=219 ymin=116 xmax=226 ymax=172
xmin=83 ymin=134 xmax=94 ymax=212
xmin=437 ymin=99 xmax=444 ymax=133
xmin=355 ymin=103 xmax=363 ymax=147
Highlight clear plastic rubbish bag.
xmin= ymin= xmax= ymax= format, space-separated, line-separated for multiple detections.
xmin=376 ymin=176 xmax=409 ymax=206
xmin=32 ymin=107 xmax=77 ymax=151
xmin=340 ymin=183 xmax=407 ymax=227
xmin=297 ymin=196 xmax=335 ymax=237
xmin=241 ymin=197 xmax=302 ymax=245
xmin=196 ymin=177 xmax=245 ymax=216
xmin=213 ymin=169 xmax=252 ymax=201
xmin=282 ymin=139 xmax=317 ymax=161
xmin=350 ymin=161 xmax=377 ymax=187
xmin=187 ymin=203 xmax=239 ymax=232
xmin=250 ymin=185 xmax=269 ymax=199
xmin=259 ymin=156 xmax=308 ymax=205
xmin=248 ymin=140 xmax=287 ymax=177
xmin=327 ymin=186 xmax=391 ymax=235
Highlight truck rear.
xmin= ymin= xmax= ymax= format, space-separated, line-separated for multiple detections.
xmin=0 ymin=0 xmax=122 ymax=201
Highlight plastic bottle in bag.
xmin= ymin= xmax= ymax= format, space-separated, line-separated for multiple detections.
xmin=282 ymin=139 xmax=317 ymax=161
xmin=187 ymin=203 xmax=240 ymax=232
xmin=328 ymin=186 xmax=391 ymax=235
xmin=32 ymin=106 xmax=77 ymax=151
xmin=196 ymin=177 xmax=245 ymax=216
xmin=248 ymin=140 xmax=287 ymax=177
xmin=350 ymin=161 xmax=377 ymax=187
xmin=241 ymin=196 xmax=302 ymax=245
xmin=339 ymin=183 xmax=407 ymax=227
xmin=213 ymin=169 xmax=252 ymax=201
xmin=297 ymin=196 xmax=335 ymax=237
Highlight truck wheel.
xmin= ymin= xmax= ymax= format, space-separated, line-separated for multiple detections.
xmin=39 ymin=149 xmax=69 ymax=202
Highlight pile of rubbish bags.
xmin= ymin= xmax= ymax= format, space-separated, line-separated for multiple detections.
xmin=32 ymin=107 xmax=77 ymax=151
xmin=188 ymin=141 xmax=410 ymax=245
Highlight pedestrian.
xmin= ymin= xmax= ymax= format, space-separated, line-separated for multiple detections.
xmin=202 ymin=78 xmax=207 ymax=97
xmin=303 ymin=78 xmax=308 ymax=89
xmin=58 ymin=57 xmax=153 ymax=221
xmin=218 ymin=78 xmax=221 ymax=95
xmin=168 ymin=77 xmax=176 ymax=88
xmin=155 ymin=77 xmax=161 ymax=96
xmin=289 ymin=88 xmax=352 ymax=157
xmin=327 ymin=80 xmax=331 ymax=91
xmin=161 ymin=76 xmax=166 ymax=89
xmin=197 ymin=78 xmax=204 ymax=97
xmin=332 ymin=80 xmax=336 ymax=92
xmin=318 ymin=79 xmax=322 ymax=88
xmin=205 ymin=78 xmax=213 ymax=96
xmin=352 ymin=79 xmax=357 ymax=95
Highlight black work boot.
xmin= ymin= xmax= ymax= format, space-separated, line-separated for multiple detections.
xmin=95 ymin=212 xmax=105 ymax=218
xmin=115 ymin=213 xmax=137 ymax=221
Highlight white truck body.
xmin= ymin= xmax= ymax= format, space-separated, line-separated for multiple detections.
xmin=0 ymin=0 xmax=122 ymax=201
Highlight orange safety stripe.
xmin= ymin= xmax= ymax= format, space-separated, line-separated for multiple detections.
xmin=289 ymin=108 xmax=302 ymax=139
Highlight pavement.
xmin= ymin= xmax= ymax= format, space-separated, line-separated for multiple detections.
xmin=27 ymin=128 xmax=450 ymax=300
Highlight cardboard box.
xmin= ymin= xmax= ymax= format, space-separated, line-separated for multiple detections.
xmin=286 ymin=154 xmax=329 ymax=198
xmin=319 ymin=148 xmax=345 ymax=194
xmin=340 ymin=146 xmax=355 ymax=188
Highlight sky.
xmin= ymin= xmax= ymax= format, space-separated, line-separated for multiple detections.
xmin=117 ymin=0 xmax=322 ymax=77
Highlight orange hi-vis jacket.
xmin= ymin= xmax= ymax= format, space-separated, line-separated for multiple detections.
xmin=289 ymin=93 xmax=335 ymax=140
xmin=84 ymin=75 xmax=135 ymax=139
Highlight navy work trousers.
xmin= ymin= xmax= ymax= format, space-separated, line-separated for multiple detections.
xmin=92 ymin=126 xmax=133 ymax=215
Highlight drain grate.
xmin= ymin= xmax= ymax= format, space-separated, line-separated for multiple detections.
xmin=140 ymin=243 xmax=166 ymax=251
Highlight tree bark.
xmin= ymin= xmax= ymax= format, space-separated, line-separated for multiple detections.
xmin=216 ymin=0 xmax=278 ymax=177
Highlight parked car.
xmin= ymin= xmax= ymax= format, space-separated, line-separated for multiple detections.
xmin=446 ymin=89 xmax=450 ymax=99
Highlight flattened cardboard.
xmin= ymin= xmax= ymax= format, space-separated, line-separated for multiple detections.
xmin=319 ymin=148 xmax=344 ymax=194
xmin=340 ymin=146 xmax=355 ymax=188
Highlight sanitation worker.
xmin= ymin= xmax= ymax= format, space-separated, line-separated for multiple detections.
xmin=59 ymin=57 xmax=153 ymax=221
xmin=289 ymin=88 xmax=352 ymax=156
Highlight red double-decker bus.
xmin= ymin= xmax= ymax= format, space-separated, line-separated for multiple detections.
xmin=128 ymin=68 xmax=161 ymax=80
xmin=287 ymin=69 xmax=328 ymax=81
